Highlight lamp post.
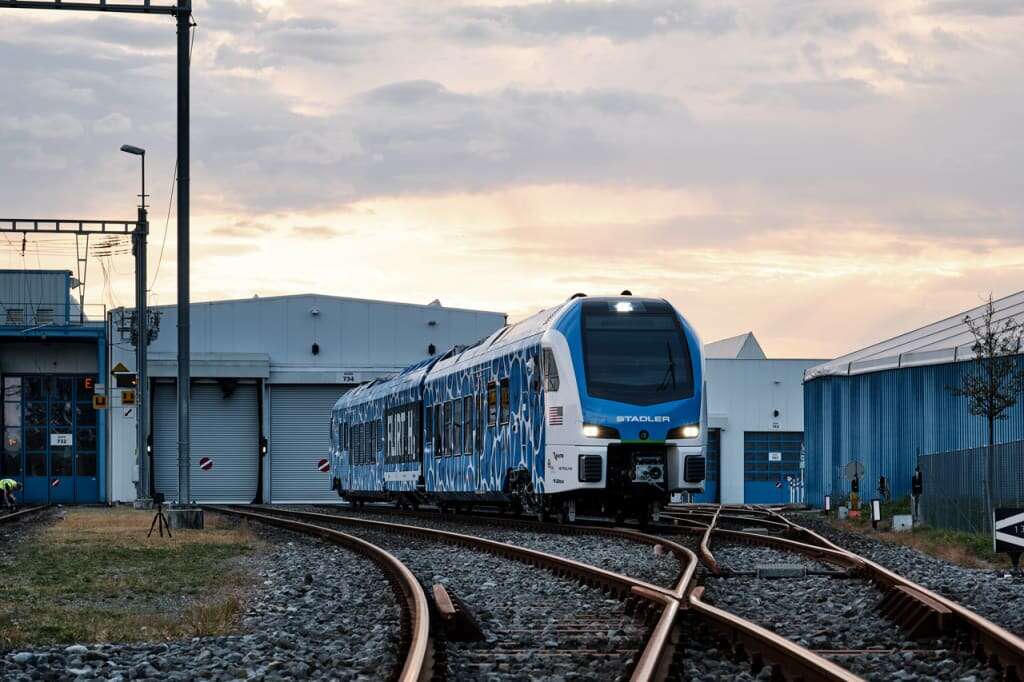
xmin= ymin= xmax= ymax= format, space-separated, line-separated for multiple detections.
xmin=121 ymin=144 xmax=150 ymax=502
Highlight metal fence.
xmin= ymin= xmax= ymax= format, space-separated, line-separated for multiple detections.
xmin=920 ymin=441 xmax=1024 ymax=534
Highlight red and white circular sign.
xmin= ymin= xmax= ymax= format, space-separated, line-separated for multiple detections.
xmin=199 ymin=457 xmax=214 ymax=471
xmin=51 ymin=479 xmax=60 ymax=488
xmin=317 ymin=458 xmax=330 ymax=473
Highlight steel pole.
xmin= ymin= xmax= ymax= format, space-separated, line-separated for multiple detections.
xmin=176 ymin=0 xmax=192 ymax=505
xmin=135 ymin=204 xmax=149 ymax=499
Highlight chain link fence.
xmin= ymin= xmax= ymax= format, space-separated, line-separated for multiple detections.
xmin=919 ymin=441 xmax=1024 ymax=534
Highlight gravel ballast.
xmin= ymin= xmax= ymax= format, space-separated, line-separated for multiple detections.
xmin=327 ymin=524 xmax=649 ymax=680
xmin=299 ymin=505 xmax=684 ymax=589
xmin=791 ymin=513 xmax=1024 ymax=639
xmin=2 ymin=521 xmax=403 ymax=681
xmin=703 ymin=535 xmax=999 ymax=681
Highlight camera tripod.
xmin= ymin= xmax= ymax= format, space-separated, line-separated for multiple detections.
xmin=147 ymin=495 xmax=173 ymax=538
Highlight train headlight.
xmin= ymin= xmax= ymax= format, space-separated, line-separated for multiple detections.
xmin=667 ymin=424 xmax=700 ymax=439
xmin=582 ymin=424 xmax=621 ymax=439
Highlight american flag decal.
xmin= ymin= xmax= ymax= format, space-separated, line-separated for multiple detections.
xmin=548 ymin=406 xmax=564 ymax=426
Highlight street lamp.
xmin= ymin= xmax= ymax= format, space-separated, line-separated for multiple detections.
xmin=121 ymin=144 xmax=150 ymax=501
xmin=120 ymin=144 xmax=147 ymax=210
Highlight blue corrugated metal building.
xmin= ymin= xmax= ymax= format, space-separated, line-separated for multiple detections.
xmin=803 ymin=292 xmax=1024 ymax=507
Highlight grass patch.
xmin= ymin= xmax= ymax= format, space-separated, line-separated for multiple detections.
xmin=825 ymin=496 xmax=1010 ymax=569
xmin=0 ymin=507 xmax=262 ymax=648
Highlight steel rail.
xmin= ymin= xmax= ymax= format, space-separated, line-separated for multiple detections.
xmin=0 ymin=505 xmax=50 ymax=523
xmin=203 ymin=506 xmax=432 ymax=682
xmin=263 ymin=506 xmax=869 ymax=681
xmin=662 ymin=509 xmax=791 ymax=531
xmin=245 ymin=506 xmax=690 ymax=681
xmin=699 ymin=505 xmax=723 ymax=575
xmin=688 ymin=586 xmax=864 ymax=682
xmin=762 ymin=510 xmax=1024 ymax=678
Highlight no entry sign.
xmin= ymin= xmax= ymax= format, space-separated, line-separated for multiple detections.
xmin=317 ymin=458 xmax=330 ymax=473
xmin=199 ymin=457 xmax=214 ymax=471
xmin=995 ymin=508 xmax=1024 ymax=552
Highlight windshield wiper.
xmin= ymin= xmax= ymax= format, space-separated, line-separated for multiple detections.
xmin=657 ymin=341 xmax=676 ymax=392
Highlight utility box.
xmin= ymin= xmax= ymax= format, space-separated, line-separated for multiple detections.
xmin=838 ymin=506 xmax=849 ymax=520
xmin=892 ymin=514 xmax=913 ymax=532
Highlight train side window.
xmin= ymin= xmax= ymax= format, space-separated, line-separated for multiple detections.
xmin=390 ymin=413 xmax=397 ymax=463
xmin=436 ymin=403 xmax=444 ymax=456
xmin=463 ymin=396 xmax=473 ymax=455
xmin=404 ymin=407 xmax=412 ymax=461
xmin=412 ymin=406 xmax=421 ymax=461
xmin=440 ymin=401 xmax=449 ymax=456
xmin=499 ymin=378 xmax=510 ymax=425
xmin=542 ymin=348 xmax=560 ymax=392
xmin=453 ymin=398 xmax=463 ymax=456
xmin=487 ymin=383 xmax=497 ymax=427
xmin=369 ymin=421 xmax=375 ymax=463
xmin=352 ymin=424 xmax=359 ymax=465
xmin=476 ymin=394 xmax=485 ymax=452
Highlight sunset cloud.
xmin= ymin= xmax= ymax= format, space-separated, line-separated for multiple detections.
xmin=1 ymin=0 xmax=1022 ymax=358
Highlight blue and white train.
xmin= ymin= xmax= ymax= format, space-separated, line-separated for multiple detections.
xmin=329 ymin=294 xmax=706 ymax=523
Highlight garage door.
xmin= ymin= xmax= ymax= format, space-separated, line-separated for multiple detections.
xmin=152 ymin=381 xmax=259 ymax=503
xmin=269 ymin=385 xmax=349 ymax=503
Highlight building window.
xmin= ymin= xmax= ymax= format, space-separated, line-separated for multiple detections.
xmin=499 ymin=378 xmax=510 ymax=425
xmin=743 ymin=431 xmax=802 ymax=482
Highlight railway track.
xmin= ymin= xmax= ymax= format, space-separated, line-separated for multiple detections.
xmin=0 ymin=505 xmax=49 ymax=524
xmin=203 ymin=506 xmax=431 ymax=682
xmin=692 ymin=504 xmax=1024 ymax=681
xmin=229 ymin=505 xmax=861 ymax=681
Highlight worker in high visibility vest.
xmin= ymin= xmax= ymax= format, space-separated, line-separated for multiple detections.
xmin=0 ymin=479 xmax=22 ymax=508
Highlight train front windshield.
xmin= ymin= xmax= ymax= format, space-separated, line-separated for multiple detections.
xmin=581 ymin=301 xmax=694 ymax=405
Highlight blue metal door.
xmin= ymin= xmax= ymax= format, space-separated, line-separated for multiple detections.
xmin=3 ymin=375 xmax=99 ymax=504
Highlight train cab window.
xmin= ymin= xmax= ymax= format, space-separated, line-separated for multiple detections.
xmin=542 ymin=348 xmax=560 ymax=392
xmin=499 ymin=378 xmax=510 ymax=425
xmin=487 ymin=383 xmax=497 ymax=427
xmin=453 ymin=398 xmax=463 ymax=455
xmin=463 ymin=396 xmax=473 ymax=455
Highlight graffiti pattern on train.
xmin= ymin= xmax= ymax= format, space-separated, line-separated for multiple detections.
xmin=422 ymin=342 xmax=545 ymax=495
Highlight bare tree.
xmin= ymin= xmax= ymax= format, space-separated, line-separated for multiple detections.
xmin=948 ymin=294 xmax=1024 ymax=523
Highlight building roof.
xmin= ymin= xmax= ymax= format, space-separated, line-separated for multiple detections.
xmin=704 ymin=332 xmax=767 ymax=360
xmin=804 ymin=289 xmax=1024 ymax=381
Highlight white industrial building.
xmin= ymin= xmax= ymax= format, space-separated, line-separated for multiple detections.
xmin=698 ymin=333 xmax=825 ymax=504
xmin=0 ymin=267 xmax=820 ymax=506
xmin=108 ymin=294 xmax=505 ymax=504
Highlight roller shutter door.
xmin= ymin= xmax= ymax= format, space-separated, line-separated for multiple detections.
xmin=269 ymin=385 xmax=349 ymax=503
xmin=152 ymin=381 xmax=259 ymax=503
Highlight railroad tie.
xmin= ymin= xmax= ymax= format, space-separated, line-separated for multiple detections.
xmin=877 ymin=585 xmax=953 ymax=639
xmin=431 ymin=584 xmax=485 ymax=642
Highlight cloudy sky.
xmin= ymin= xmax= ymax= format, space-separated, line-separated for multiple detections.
xmin=1 ymin=0 xmax=1022 ymax=358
